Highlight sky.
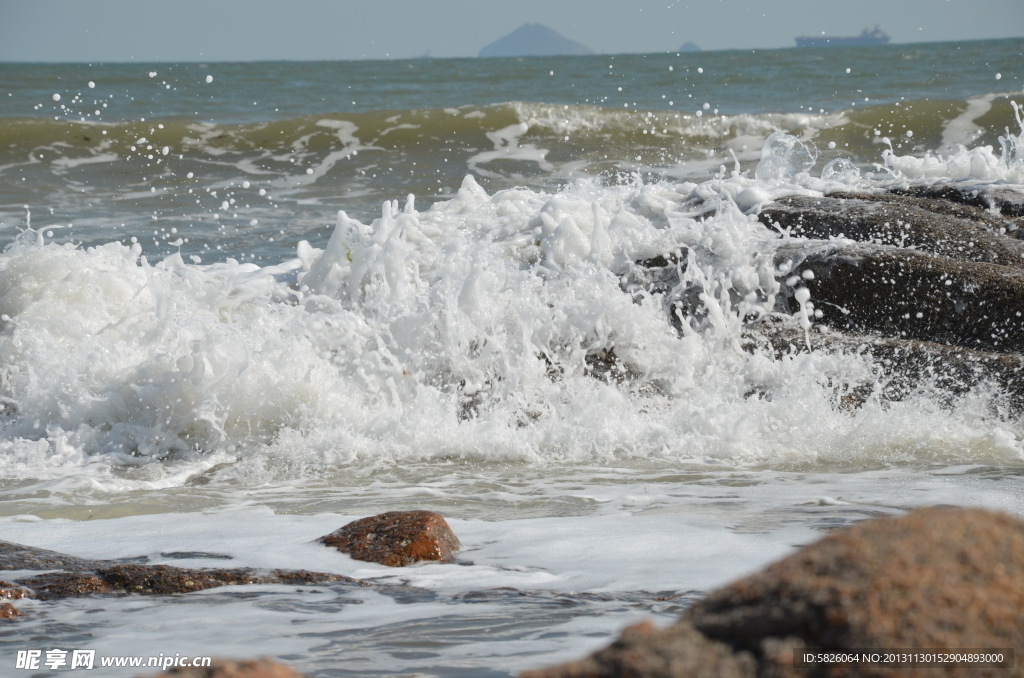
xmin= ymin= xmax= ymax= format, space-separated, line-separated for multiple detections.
xmin=1 ymin=0 xmax=1021 ymax=62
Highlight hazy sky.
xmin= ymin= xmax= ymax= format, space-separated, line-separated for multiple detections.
xmin=1 ymin=0 xmax=1021 ymax=62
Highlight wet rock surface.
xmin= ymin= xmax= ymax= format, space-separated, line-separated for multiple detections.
xmin=889 ymin=182 xmax=1024 ymax=219
xmin=774 ymin=240 xmax=1024 ymax=353
xmin=143 ymin=658 xmax=307 ymax=678
xmin=522 ymin=507 xmax=1024 ymax=678
xmin=0 ymin=539 xmax=366 ymax=600
xmin=0 ymin=579 xmax=27 ymax=599
xmin=0 ymin=539 xmax=109 ymax=571
xmin=0 ymin=601 xmax=19 ymax=619
xmin=320 ymin=510 xmax=461 ymax=567
xmin=759 ymin=194 xmax=1024 ymax=265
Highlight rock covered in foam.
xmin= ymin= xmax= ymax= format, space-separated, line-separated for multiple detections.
xmin=143 ymin=658 xmax=306 ymax=678
xmin=522 ymin=507 xmax=1024 ymax=677
xmin=320 ymin=510 xmax=461 ymax=567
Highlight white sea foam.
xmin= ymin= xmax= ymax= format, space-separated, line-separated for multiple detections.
xmin=1 ymin=156 xmax=1022 ymax=492
xmin=882 ymin=98 xmax=1024 ymax=182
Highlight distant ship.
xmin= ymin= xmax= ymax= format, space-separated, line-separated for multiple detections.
xmin=795 ymin=26 xmax=890 ymax=48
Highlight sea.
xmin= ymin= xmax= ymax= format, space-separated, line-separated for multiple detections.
xmin=0 ymin=38 xmax=1022 ymax=676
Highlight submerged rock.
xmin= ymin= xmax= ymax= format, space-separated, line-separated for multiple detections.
xmin=17 ymin=565 xmax=363 ymax=600
xmin=20 ymin=572 xmax=110 ymax=600
xmin=144 ymin=658 xmax=307 ymax=678
xmin=0 ymin=580 xmax=26 ymax=599
xmin=522 ymin=507 xmax=1024 ymax=678
xmin=320 ymin=510 xmax=461 ymax=567
xmin=0 ymin=539 xmax=366 ymax=600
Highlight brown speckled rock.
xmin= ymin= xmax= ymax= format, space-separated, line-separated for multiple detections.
xmin=14 ymin=564 xmax=364 ymax=599
xmin=0 ymin=601 xmax=19 ymax=619
xmin=19 ymin=572 xmax=111 ymax=600
xmin=320 ymin=510 xmax=461 ymax=567
xmin=688 ymin=506 xmax=1024 ymax=677
xmin=520 ymin=619 xmax=755 ymax=678
xmin=141 ymin=658 xmax=306 ymax=677
xmin=0 ymin=580 xmax=26 ymax=599
xmin=520 ymin=507 xmax=1024 ymax=678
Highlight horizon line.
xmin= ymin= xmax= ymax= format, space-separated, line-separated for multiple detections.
xmin=0 ymin=35 xmax=1020 ymax=65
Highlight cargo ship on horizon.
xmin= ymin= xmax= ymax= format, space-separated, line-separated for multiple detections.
xmin=796 ymin=26 xmax=890 ymax=48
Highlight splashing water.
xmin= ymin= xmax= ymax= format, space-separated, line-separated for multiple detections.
xmin=754 ymin=132 xmax=819 ymax=181
xmin=882 ymin=99 xmax=1024 ymax=182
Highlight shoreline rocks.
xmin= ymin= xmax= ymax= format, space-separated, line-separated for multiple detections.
xmin=0 ymin=539 xmax=366 ymax=601
xmin=320 ymin=510 xmax=461 ymax=567
xmin=521 ymin=506 xmax=1024 ymax=678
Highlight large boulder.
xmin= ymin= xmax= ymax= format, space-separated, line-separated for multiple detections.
xmin=320 ymin=510 xmax=461 ymax=567
xmin=775 ymin=241 xmax=1024 ymax=352
xmin=521 ymin=507 xmax=1024 ymax=678
xmin=519 ymin=619 xmax=756 ymax=678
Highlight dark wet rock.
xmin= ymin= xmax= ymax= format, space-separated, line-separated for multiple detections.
xmin=184 ymin=461 xmax=236 ymax=487
xmin=20 ymin=572 xmax=111 ymax=600
xmin=759 ymin=194 xmax=1024 ymax=265
xmin=18 ymin=565 xmax=364 ymax=599
xmin=320 ymin=510 xmax=461 ymax=567
xmin=0 ymin=539 xmax=107 ymax=571
xmin=746 ymin=319 xmax=1024 ymax=411
xmin=0 ymin=539 xmax=366 ymax=599
xmin=145 ymin=658 xmax=307 ymax=678
xmin=774 ymin=240 xmax=1024 ymax=353
xmin=585 ymin=348 xmax=643 ymax=384
xmin=1 ymin=601 xmax=20 ymax=619
xmin=97 ymin=565 xmax=269 ymax=595
xmin=889 ymin=183 xmax=1024 ymax=219
xmin=688 ymin=507 xmax=1024 ymax=677
xmin=520 ymin=619 xmax=756 ymax=678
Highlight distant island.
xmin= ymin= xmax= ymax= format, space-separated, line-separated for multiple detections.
xmin=479 ymin=23 xmax=594 ymax=58
xmin=795 ymin=26 xmax=890 ymax=48
xmin=678 ymin=41 xmax=701 ymax=52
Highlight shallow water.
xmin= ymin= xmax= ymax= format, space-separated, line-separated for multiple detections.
xmin=0 ymin=39 xmax=1023 ymax=677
